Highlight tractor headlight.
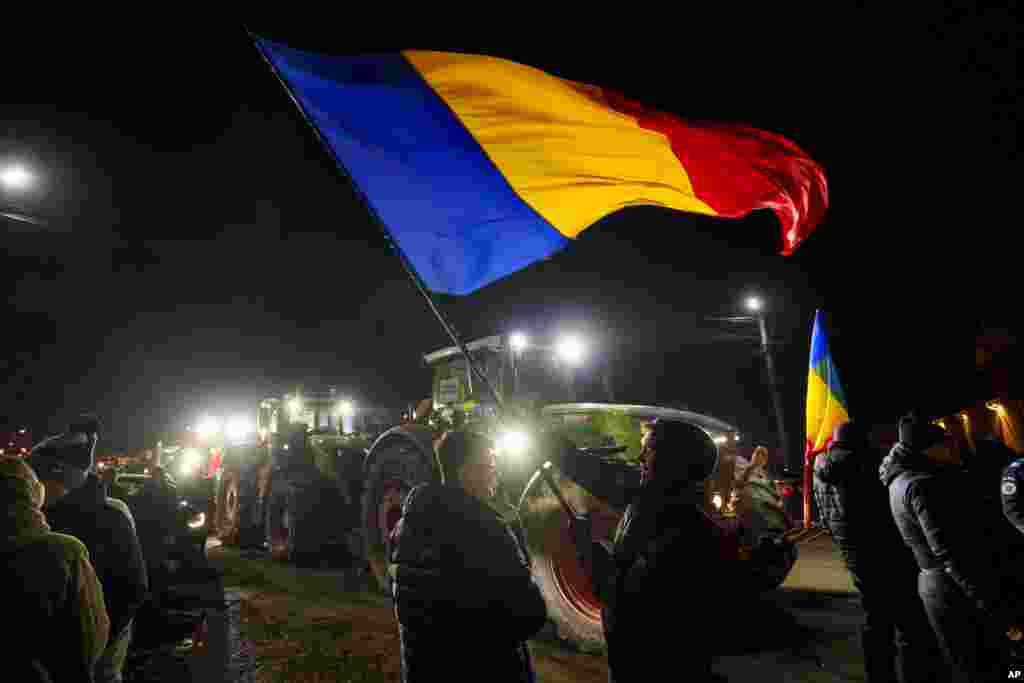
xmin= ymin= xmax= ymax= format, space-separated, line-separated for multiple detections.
xmin=496 ymin=428 xmax=531 ymax=461
xmin=178 ymin=447 xmax=200 ymax=477
xmin=187 ymin=511 xmax=206 ymax=530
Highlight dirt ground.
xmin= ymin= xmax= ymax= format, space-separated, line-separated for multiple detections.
xmin=212 ymin=547 xmax=608 ymax=683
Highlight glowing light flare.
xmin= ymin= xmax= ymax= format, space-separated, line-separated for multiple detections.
xmin=196 ymin=416 xmax=221 ymax=440
xmin=745 ymin=296 xmax=763 ymax=313
xmin=713 ymin=435 xmax=728 ymax=445
xmin=336 ymin=400 xmax=355 ymax=417
xmin=0 ymin=164 xmax=34 ymax=191
xmin=510 ymin=332 xmax=529 ymax=353
xmin=987 ymin=401 xmax=1007 ymax=416
xmin=188 ymin=512 xmax=206 ymax=529
xmin=555 ymin=335 xmax=586 ymax=366
xmin=712 ymin=493 xmax=723 ymax=510
xmin=226 ymin=415 xmax=251 ymax=442
xmin=496 ymin=428 xmax=531 ymax=460
xmin=288 ymin=397 xmax=303 ymax=416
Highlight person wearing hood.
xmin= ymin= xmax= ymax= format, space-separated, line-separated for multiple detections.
xmin=879 ymin=413 xmax=1011 ymax=682
xmin=814 ymin=421 xmax=945 ymax=683
xmin=29 ymin=417 xmax=148 ymax=683
xmin=390 ymin=430 xmax=548 ymax=683
xmin=1 ymin=454 xmax=110 ymax=681
xmin=574 ymin=418 xmax=730 ymax=682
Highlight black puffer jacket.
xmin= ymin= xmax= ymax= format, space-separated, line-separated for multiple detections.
xmin=879 ymin=444 xmax=1001 ymax=612
xmin=814 ymin=442 xmax=908 ymax=574
xmin=602 ymin=484 xmax=730 ymax=682
xmin=391 ymin=483 xmax=547 ymax=683
xmin=46 ymin=474 xmax=149 ymax=637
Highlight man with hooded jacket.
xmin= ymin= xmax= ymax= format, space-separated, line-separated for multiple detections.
xmin=390 ymin=430 xmax=548 ymax=682
xmin=880 ymin=413 xmax=1011 ymax=682
xmin=1 ymin=454 xmax=110 ymax=681
xmin=814 ymin=421 xmax=945 ymax=682
xmin=29 ymin=417 xmax=148 ymax=683
xmin=574 ymin=418 xmax=730 ymax=682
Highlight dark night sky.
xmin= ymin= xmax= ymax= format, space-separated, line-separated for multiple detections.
xmin=1 ymin=11 xmax=1016 ymax=456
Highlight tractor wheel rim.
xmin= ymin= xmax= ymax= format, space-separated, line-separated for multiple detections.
xmin=552 ymin=524 xmax=604 ymax=622
xmin=378 ymin=481 xmax=407 ymax=549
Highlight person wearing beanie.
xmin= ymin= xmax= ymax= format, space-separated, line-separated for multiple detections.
xmin=573 ymin=418 xmax=730 ymax=683
xmin=1 ymin=454 xmax=110 ymax=681
xmin=29 ymin=417 xmax=148 ymax=683
xmin=390 ymin=430 xmax=547 ymax=683
xmin=879 ymin=412 xmax=1009 ymax=681
xmin=815 ymin=421 xmax=945 ymax=682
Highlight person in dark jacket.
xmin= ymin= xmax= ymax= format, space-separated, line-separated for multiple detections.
xmin=575 ymin=418 xmax=729 ymax=682
xmin=2 ymin=454 xmax=110 ymax=682
xmin=814 ymin=421 xmax=945 ymax=683
xmin=390 ymin=430 xmax=548 ymax=683
xmin=880 ymin=413 xmax=1011 ymax=682
xmin=29 ymin=417 xmax=148 ymax=683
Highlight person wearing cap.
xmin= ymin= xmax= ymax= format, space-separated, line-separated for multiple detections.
xmin=1 ymin=454 xmax=110 ymax=681
xmin=815 ymin=421 xmax=945 ymax=682
xmin=29 ymin=417 xmax=148 ymax=683
xmin=880 ymin=413 xmax=1009 ymax=682
xmin=574 ymin=418 xmax=730 ymax=683
xmin=389 ymin=430 xmax=548 ymax=683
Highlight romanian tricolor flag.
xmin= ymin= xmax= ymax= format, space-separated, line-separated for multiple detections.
xmin=256 ymin=39 xmax=829 ymax=295
xmin=805 ymin=310 xmax=849 ymax=456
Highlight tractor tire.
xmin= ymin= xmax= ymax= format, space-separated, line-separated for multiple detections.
xmin=264 ymin=485 xmax=290 ymax=561
xmin=286 ymin=479 xmax=358 ymax=569
xmin=215 ymin=466 xmax=241 ymax=547
xmin=361 ymin=438 xmax=435 ymax=594
xmin=520 ymin=475 xmax=622 ymax=653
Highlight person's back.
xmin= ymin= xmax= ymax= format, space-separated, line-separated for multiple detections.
xmin=1 ymin=455 xmax=110 ymax=682
xmin=29 ymin=419 xmax=148 ymax=683
xmin=814 ymin=425 xmax=906 ymax=572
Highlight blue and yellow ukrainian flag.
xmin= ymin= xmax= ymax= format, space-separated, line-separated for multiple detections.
xmin=255 ymin=39 xmax=829 ymax=295
xmin=805 ymin=310 xmax=849 ymax=456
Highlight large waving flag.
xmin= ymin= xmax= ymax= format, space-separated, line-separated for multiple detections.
xmin=256 ymin=39 xmax=829 ymax=295
xmin=805 ymin=310 xmax=849 ymax=456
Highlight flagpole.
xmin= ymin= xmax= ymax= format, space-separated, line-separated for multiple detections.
xmin=247 ymin=31 xmax=578 ymax=521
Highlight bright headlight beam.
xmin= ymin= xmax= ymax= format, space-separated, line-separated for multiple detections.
xmin=555 ymin=335 xmax=585 ymax=366
xmin=226 ymin=415 xmax=250 ymax=442
xmin=196 ymin=416 xmax=221 ymax=440
xmin=497 ymin=429 xmax=530 ymax=460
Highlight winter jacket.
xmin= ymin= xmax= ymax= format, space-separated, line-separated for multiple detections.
xmin=814 ymin=442 xmax=911 ymax=575
xmin=46 ymin=474 xmax=148 ymax=638
xmin=879 ymin=444 xmax=1003 ymax=617
xmin=601 ymin=483 xmax=730 ymax=682
xmin=391 ymin=483 xmax=547 ymax=683
xmin=2 ymin=457 xmax=109 ymax=682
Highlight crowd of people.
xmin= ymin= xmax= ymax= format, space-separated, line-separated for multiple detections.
xmin=1 ymin=417 xmax=148 ymax=682
xmin=6 ymin=407 xmax=1022 ymax=682
xmin=814 ymin=413 xmax=1024 ymax=682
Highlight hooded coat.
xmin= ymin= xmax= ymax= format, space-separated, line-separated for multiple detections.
xmin=600 ymin=422 xmax=729 ymax=683
xmin=45 ymin=474 xmax=148 ymax=639
xmin=879 ymin=444 xmax=1002 ymax=611
xmin=390 ymin=482 xmax=548 ymax=683
xmin=1 ymin=456 xmax=110 ymax=682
